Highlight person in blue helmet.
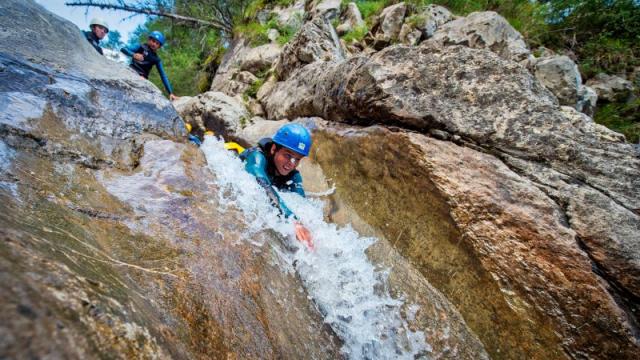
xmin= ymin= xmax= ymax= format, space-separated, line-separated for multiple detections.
xmin=240 ymin=123 xmax=314 ymax=249
xmin=120 ymin=31 xmax=178 ymax=101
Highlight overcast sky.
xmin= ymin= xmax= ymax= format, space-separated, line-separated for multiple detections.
xmin=36 ymin=0 xmax=147 ymax=42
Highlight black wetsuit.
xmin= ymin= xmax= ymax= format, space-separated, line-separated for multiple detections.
xmin=240 ymin=138 xmax=305 ymax=218
xmin=83 ymin=30 xmax=103 ymax=55
xmin=120 ymin=44 xmax=173 ymax=94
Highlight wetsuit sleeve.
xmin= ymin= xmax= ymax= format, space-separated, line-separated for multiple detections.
xmin=289 ymin=172 xmax=305 ymax=198
xmin=155 ymin=60 xmax=174 ymax=94
xmin=244 ymin=150 xmax=296 ymax=219
xmin=120 ymin=44 xmax=140 ymax=57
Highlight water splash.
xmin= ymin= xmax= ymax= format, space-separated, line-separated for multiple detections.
xmin=201 ymin=137 xmax=430 ymax=359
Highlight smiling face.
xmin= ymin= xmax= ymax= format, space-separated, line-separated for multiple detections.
xmin=270 ymin=145 xmax=304 ymax=176
xmin=147 ymin=37 xmax=162 ymax=51
xmin=91 ymin=25 xmax=108 ymax=40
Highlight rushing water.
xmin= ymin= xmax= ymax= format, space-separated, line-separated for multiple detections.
xmin=201 ymin=136 xmax=430 ymax=359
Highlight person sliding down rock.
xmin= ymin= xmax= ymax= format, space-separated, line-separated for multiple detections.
xmin=240 ymin=124 xmax=314 ymax=250
xmin=120 ymin=31 xmax=178 ymax=101
xmin=84 ymin=18 xmax=108 ymax=55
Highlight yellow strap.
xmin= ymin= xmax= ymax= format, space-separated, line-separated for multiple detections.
xmin=224 ymin=142 xmax=245 ymax=154
xmin=185 ymin=123 xmax=192 ymax=133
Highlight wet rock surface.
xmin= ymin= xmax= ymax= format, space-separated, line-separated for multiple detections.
xmin=307 ymin=123 xmax=640 ymax=359
xmin=1 ymin=1 xmax=344 ymax=358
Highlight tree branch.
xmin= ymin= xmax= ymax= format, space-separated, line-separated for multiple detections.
xmin=65 ymin=1 xmax=233 ymax=33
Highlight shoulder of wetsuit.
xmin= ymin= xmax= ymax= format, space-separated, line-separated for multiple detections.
xmin=257 ymin=138 xmax=274 ymax=152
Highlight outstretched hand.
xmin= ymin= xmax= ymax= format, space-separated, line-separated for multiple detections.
xmin=169 ymin=93 xmax=178 ymax=101
xmin=294 ymin=221 xmax=314 ymax=251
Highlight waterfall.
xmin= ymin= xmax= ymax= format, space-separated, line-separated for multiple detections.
xmin=201 ymin=137 xmax=431 ymax=359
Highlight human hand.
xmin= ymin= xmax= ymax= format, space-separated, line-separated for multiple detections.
xmin=133 ymin=53 xmax=144 ymax=62
xmin=294 ymin=221 xmax=314 ymax=250
xmin=169 ymin=93 xmax=178 ymax=101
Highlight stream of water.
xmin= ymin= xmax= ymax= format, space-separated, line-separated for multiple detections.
xmin=201 ymin=137 xmax=430 ymax=359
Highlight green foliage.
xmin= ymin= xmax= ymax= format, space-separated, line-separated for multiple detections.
xmin=235 ymin=6 xmax=299 ymax=47
xmin=244 ymin=77 xmax=265 ymax=99
xmin=355 ymin=0 xmax=390 ymax=21
xmin=103 ymin=30 xmax=124 ymax=50
xmin=594 ymin=99 xmax=640 ymax=143
xmin=243 ymin=68 xmax=271 ymax=100
xmin=342 ymin=24 xmax=369 ymax=43
xmin=139 ymin=18 xmax=223 ymax=96
xmin=540 ymin=0 xmax=640 ymax=75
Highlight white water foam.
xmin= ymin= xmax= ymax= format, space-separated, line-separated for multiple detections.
xmin=201 ymin=136 xmax=430 ymax=359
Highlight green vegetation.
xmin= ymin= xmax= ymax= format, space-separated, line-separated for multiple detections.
xmin=235 ymin=16 xmax=298 ymax=47
xmin=595 ymin=99 xmax=640 ymax=143
xmin=342 ymin=24 xmax=369 ymax=43
xmin=130 ymin=19 xmax=223 ymax=96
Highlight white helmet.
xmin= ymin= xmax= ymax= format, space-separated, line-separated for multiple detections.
xmin=89 ymin=18 xmax=109 ymax=32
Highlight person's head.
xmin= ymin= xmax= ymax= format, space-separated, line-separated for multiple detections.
xmin=147 ymin=31 xmax=165 ymax=51
xmin=270 ymin=124 xmax=312 ymax=176
xmin=89 ymin=18 xmax=109 ymax=40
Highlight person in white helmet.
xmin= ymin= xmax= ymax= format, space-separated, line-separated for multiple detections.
xmin=84 ymin=18 xmax=109 ymax=55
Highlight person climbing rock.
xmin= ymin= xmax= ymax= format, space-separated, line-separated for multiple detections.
xmin=120 ymin=31 xmax=178 ymax=101
xmin=240 ymin=123 xmax=314 ymax=249
xmin=84 ymin=18 xmax=108 ymax=55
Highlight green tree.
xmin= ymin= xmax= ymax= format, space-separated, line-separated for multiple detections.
xmin=103 ymin=29 xmax=123 ymax=50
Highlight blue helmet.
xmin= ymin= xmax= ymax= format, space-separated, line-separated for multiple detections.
xmin=149 ymin=31 xmax=166 ymax=46
xmin=272 ymin=123 xmax=312 ymax=157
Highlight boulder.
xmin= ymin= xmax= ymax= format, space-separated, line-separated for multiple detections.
xmin=274 ymin=15 xmax=345 ymax=81
xmin=337 ymin=2 xmax=365 ymax=35
xmin=586 ymin=73 xmax=634 ymax=103
xmin=267 ymin=28 xmax=280 ymax=43
xmin=415 ymin=4 xmax=453 ymax=39
xmin=425 ymin=11 xmax=530 ymax=62
xmin=308 ymin=123 xmax=640 ymax=359
xmin=275 ymin=0 xmax=305 ymax=29
xmin=173 ymin=91 xmax=250 ymax=140
xmin=399 ymin=24 xmax=422 ymax=46
xmin=210 ymin=40 xmax=281 ymax=98
xmin=576 ymin=85 xmax=598 ymax=117
xmin=370 ymin=2 xmax=407 ymax=49
xmin=239 ymin=43 xmax=281 ymax=73
xmin=307 ymin=0 xmax=341 ymax=19
xmin=534 ymin=55 xmax=582 ymax=107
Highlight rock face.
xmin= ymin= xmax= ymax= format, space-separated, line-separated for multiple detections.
xmin=172 ymin=91 xmax=250 ymax=140
xmin=425 ymin=11 xmax=530 ymax=62
xmin=262 ymin=44 xmax=640 ymax=358
xmin=586 ymin=73 xmax=635 ymax=103
xmin=275 ymin=15 xmax=344 ymax=81
xmin=307 ymin=0 xmax=341 ymax=19
xmin=370 ymin=3 xmax=407 ymax=49
xmin=534 ymin=55 xmax=582 ymax=107
xmin=336 ymin=2 xmax=364 ymax=35
xmin=417 ymin=4 xmax=453 ymax=38
xmin=210 ymin=40 xmax=281 ymax=98
xmin=307 ymin=123 xmax=639 ymax=360
xmin=0 ymin=1 xmax=344 ymax=358
xmin=576 ymin=85 xmax=598 ymax=116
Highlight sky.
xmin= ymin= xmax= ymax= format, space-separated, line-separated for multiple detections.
xmin=36 ymin=0 xmax=148 ymax=42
